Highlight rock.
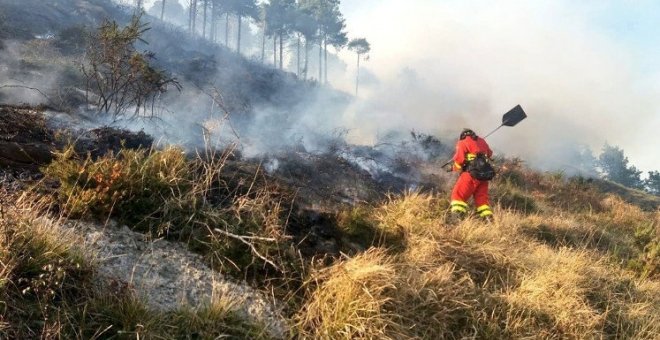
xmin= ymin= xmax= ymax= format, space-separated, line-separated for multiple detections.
xmin=69 ymin=220 xmax=287 ymax=338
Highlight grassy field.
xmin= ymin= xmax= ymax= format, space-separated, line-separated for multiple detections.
xmin=1 ymin=148 xmax=658 ymax=339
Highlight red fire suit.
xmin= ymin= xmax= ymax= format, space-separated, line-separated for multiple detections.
xmin=450 ymin=136 xmax=494 ymax=218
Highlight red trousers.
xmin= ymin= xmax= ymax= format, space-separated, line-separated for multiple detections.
xmin=451 ymin=172 xmax=490 ymax=207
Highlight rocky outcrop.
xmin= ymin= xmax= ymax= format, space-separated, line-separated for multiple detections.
xmin=67 ymin=220 xmax=287 ymax=338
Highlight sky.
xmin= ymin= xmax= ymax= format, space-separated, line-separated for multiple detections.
xmin=145 ymin=0 xmax=659 ymax=174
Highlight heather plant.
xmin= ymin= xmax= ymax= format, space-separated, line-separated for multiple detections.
xmin=43 ymin=145 xmax=293 ymax=278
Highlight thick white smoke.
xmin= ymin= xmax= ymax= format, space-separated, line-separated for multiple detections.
xmin=335 ymin=0 xmax=660 ymax=174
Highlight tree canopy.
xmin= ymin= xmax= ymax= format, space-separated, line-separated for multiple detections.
xmin=348 ymin=38 xmax=371 ymax=55
xmin=597 ymin=144 xmax=644 ymax=189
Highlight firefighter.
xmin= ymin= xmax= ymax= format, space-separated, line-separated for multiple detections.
xmin=448 ymin=128 xmax=495 ymax=221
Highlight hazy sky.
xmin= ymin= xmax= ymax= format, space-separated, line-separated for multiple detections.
xmin=336 ymin=0 xmax=660 ymax=173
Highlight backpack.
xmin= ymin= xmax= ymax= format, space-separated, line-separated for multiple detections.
xmin=466 ymin=153 xmax=496 ymax=181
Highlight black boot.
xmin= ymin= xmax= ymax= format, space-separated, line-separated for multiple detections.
xmin=445 ymin=211 xmax=466 ymax=227
xmin=480 ymin=214 xmax=495 ymax=223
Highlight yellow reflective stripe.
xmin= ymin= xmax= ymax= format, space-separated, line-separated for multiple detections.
xmin=466 ymin=153 xmax=477 ymax=161
xmin=451 ymin=200 xmax=468 ymax=208
xmin=476 ymin=205 xmax=491 ymax=213
xmin=451 ymin=206 xmax=467 ymax=213
xmin=479 ymin=210 xmax=494 ymax=217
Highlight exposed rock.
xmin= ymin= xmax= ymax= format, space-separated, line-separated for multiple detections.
xmin=66 ymin=220 xmax=287 ymax=338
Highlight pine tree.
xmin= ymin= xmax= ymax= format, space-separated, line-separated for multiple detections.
xmin=597 ymin=144 xmax=643 ymax=189
xmin=645 ymin=171 xmax=660 ymax=196
xmin=348 ymin=38 xmax=370 ymax=96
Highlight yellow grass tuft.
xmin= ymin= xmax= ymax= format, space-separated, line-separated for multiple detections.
xmin=293 ymin=248 xmax=399 ymax=339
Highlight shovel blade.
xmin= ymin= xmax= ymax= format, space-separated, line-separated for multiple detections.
xmin=502 ymin=105 xmax=527 ymax=127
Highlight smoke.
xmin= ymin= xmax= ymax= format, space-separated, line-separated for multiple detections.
xmin=0 ymin=40 xmax=71 ymax=106
xmin=335 ymin=0 xmax=660 ymax=174
xmin=3 ymin=0 xmax=657 ymax=178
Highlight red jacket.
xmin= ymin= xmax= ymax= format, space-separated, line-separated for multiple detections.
xmin=452 ymin=136 xmax=493 ymax=172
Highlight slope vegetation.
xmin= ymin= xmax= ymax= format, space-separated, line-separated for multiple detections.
xmin=1 ymin=136 xmax=658 ymax=338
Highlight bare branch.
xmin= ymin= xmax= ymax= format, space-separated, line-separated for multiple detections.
xmin=0 ymin=84 xmax=59 ymax=110
xmin=212 ymin=227 xmax=281 ymax=271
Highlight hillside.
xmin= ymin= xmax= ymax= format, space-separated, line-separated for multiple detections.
xmin=1 ymin=1 xmax=659 ymax=339
xmin=0 ymin=104 xmax=658 ymax=339
xmin=0 ymin=0 xmax=349 ymax=143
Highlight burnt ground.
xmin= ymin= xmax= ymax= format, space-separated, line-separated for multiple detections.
xmin=0 ymin=104 xmax=449 ymax=258
xmin=0 ymin=104 xmax=153 ymax=166
xmin=0 ymin=105 xmax=55 ymax=169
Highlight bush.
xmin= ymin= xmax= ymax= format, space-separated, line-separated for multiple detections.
xmin=0 ymin=196 xmax=268 ymax=338
xmin=293 ymin=249 xmax=400 ymax=339
xmin=43 ymin=146 xmax=293 ymax=279
xmin=44 ymin=146 xmax=191 ymax=231
xmin=0 ymin=196 xmax=92 ymax=338
xmin=83 ymin=14 xmax=179 ymax=119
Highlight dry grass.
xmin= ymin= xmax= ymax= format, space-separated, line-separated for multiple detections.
xmin=5 ymin=146 xmax=659 ymax=338
xmin=293 ymin=248 xmax=399 ymax=339
xmin=0 ymin=193 xmax=270 ymax=338
xmin=294 ymin=185 xmax=660 ymax=339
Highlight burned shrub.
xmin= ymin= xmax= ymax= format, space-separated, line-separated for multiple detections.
xmin=83 ymin=15 xmax=180 ymax=119
xmin=410 ymin=130 xmax=449 ymax=161
xmin=0 ymin=106 xmax=55 ymax=169
xmin=85 ymin=127 xmax=154 ymax=159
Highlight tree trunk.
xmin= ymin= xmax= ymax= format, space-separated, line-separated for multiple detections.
xmin=191 ymin=0 xmax=197 ymax=35
xmin=304 ymin=40 xmax=310 ymax=80
xmin=279 ymin=32 xmax=284 ymax=70
xmin=273 ymin=35 xmax=277 ymax=66
xmin=297 ymin=35 xmax=301 ymax=76
xmin=202 ymin=0 xmax=208 ymax=39
xmin=356 ymin=53 xmax=360 ymax=96
xmin=324 ymin=40 xmax=328 ymax=84
xmin=188 ymin=0 xmax=192 ymax=32
xmin=237 ymin=15 xmax=242 ymax=54
xmin=210 ymin=1 xmax=216 ymax=42
xmin=318 ymin=39 xmax=322 ymax=82
xmin=225 ymin=12 xmax=230 ymax=46
xmin=261 ymin=24 xmax=266 ymax=63
xmin=160 ymin=0 xmax=166 ymax=20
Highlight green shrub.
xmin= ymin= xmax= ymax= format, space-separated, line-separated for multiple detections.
xmin=627 ymin=222 xmax=659 ymax=279
xmin=44 ymin=146 xmax=191 ymax=233
xmin=43 ymin=146 xmax=294 ymax=280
